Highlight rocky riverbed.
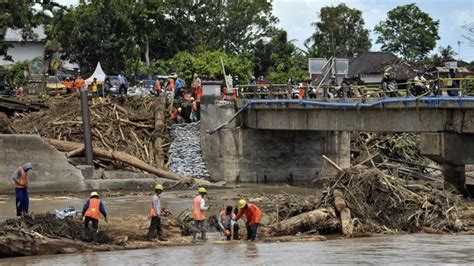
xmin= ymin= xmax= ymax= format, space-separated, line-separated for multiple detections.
xmin=168 ymin=122 xmax=210 ymax=179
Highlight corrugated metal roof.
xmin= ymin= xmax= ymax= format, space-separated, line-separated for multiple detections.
xmin=348 ymin=52 xmax=398 ymax=78
xmin=435 ymin=67 xmax=470 ymax=73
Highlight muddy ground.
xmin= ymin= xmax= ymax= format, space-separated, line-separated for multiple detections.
xmin=1 ymin=184 xmax=473 ymax=258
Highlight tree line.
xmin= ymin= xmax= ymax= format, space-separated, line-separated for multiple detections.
xmin=1 ymin=0 xmax=470 ymax=83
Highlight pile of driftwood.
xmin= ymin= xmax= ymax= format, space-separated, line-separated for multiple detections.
xmin=321 ymin=166 xmax=464 ymax=234
xmin=0 ymin=213 xmax=118 ymax=258
xmin=239 ymin=193 xmax=321 ymax=224
xmin=351 ymin=132 xmax=438 ymax=181
xmin=2 ymin=213 xmax=84 ymax=240
xmin=9 ymin=95 xmax=212 ymax=186
xmin=10 ymin=95 xmax=168 ymax=170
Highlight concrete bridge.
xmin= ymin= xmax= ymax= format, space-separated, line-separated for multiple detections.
xmin=201 ymin=96 xmax=474 ymax=195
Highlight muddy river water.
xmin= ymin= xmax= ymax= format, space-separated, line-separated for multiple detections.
xmin=0 ymin=234 xmax=473 ymax=265
xmin=1 ymin=185 xmax=473 ymax=264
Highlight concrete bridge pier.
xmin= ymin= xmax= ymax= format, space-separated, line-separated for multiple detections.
xmin=421 ymin=133 xmax=474 ymax=196
xmin=200 ymin=100 xmax=350 ymax=184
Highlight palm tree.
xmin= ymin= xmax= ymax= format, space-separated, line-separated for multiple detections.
xmin=438 ymin=45 xmax=457 ymax=60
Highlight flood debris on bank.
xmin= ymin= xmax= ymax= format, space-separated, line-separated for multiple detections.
xmin=0 ymin=214 xmax=115 ymax=258
xmin=321 ymin=166 xmax=464 ymax=234
xmin=7 ymin=95 xmax=213 ymax=186
xmin=242 ymin=133 xmax=468 ymax=238
xmin=10 ymin=95 xmax=170 ymax=170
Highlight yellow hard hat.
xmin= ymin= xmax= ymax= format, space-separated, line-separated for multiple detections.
xmin=154 ymin=184 xmax=163 ymax=190
xmin=238 ymin=199 xmax=247 ymax=209
xmin=90 ymin=191 xmax=99 ymax=197
xmin=198 ymin=187 xmax=207 ymax=193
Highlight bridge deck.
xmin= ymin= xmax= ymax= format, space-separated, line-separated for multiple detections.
xmin=238 ymin=97 xmax=474 ymax=133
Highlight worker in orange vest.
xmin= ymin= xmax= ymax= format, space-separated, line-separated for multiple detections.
xmin=74 ymin=74 xmax=85 ymax=92
xmin=147 ymin=184 xmax=167 ymax=241
xmin=154 ymin=78 xmax=162 ymax=96
xmin=165 ymin=75 xmax=176 ymax=93
xmin=82 ymin=192 xmax=108 ymax=244
xmin=63 ymin=77 xmax=74 ymax=93
xmin=218 ymin=205 xmax=239 ymax=240
xmin=11 ymin=162 xmax=32 ymax=216
xmin=235 ymin=199 xmax=261 ymax=241
xmin=192 ymin=187 xmax=210 ymax=242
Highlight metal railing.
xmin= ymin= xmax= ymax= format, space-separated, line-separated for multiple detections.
xmin=233 ymin=77 xmax=474 ymax=100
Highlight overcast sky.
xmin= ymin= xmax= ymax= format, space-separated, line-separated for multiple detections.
xmin=55 ymin=0 xmax=474 ymax=61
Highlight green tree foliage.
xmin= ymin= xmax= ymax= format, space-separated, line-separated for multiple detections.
xmin=159 ymin=0 xmax=277 ymax=54
xmin=169 ymin=50 xmax=254 ymax=82
xmin=0 ymin=1 xmax=44 ymax=61
xmin=305 ymin=3 xmax=371 ymax=58
xmin=6 ymin=61 xmax=30 ymax=86
xmin=46 ymin=0 xmax=277 ymax=75
xmin=425 ymin=45 xmax=457 ymax=68
xmin=253 ymin=29 xmax=307 ymax=83
xmin=438 ymin=45 xmax=457 ymax=60
xmin=52 ymin=0 xmax=137 ymax=74
xmin=374 ymin=3 xmax=439 ymax=61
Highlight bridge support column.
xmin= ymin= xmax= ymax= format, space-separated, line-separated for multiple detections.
xmin=200 ymin=100 xmax=350 ymax=183
xmin=421 ymin=133 xmax=473 ymax=196
xmin=440 ymin=163 xmax=466 ymax=194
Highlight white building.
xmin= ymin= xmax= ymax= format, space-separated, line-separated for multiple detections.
xmin=0 ymin=26 xmax=46 ymax=66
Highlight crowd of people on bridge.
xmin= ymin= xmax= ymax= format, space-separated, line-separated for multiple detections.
xmin=234 ymin=68 xmax=466 ymax=100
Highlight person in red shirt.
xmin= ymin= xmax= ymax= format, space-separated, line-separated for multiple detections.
xmin=235 ymin=199 xmax=261 ymax=241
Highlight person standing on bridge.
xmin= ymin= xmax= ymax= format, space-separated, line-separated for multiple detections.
xmin=82 ymin=192 xmax=107 ymax=244
xmin=235 ymin=199 xmax=261 ymax=241
xmin=11 ymin=162 xmax=32 ymax=216
xmin=147 ymin=184 xmax=168 ymax=241
xmin=192 ymin=187 xmax=210 ymax=242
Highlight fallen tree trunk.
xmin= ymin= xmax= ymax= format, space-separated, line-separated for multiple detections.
xmin=66 ymin=147 xmax=85 ymax=158
xmin=0 ymin=228 xmax=93 ymax=258
xmin=333 ymin=189 xmax=353 ymax=236
xmin=269 ymin=207 xmax=339 ymax=236
xmin=45 ymin=138 xmax=213 ymax=186
xmin=333 ymin=189 xmax=347 ymax=213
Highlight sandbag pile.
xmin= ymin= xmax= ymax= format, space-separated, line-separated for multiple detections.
xmin=168 ymin=122 xmax=210 ymax=179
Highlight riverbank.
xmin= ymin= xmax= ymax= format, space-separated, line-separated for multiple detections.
xmin=1 ymin=232 xmax=474 ymax=265
xmin=1 ymin=184 xmax=473 ymax=258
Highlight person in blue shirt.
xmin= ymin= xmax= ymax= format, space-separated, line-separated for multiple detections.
xmin=175 ymin=78 xmax=186 ymax=98
xmin=218 ymin=205 xmax=239 ymax=240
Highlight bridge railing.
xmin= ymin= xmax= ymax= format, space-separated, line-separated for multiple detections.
xmin=235 ymin=77 xmax=474 ymax=100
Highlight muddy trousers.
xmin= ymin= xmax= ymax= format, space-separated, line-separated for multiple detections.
xmin=246 ymin=223 xmax=259 ymax=241
xmin=15 ymin=188 xmax=29 ymax=217
xmin=84 ymin=217 xmax=99 ymax=243
xmin=147 ymin=216 xmax=163 ymax=240
xmin=192 ymin=220 xmax=206 ymax=240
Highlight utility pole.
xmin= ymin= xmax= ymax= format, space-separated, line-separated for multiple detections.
xmin=457 ymin=40 xmax=462 ymax=61
xmin=331 ymin=30 xmax=337 ymax=82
